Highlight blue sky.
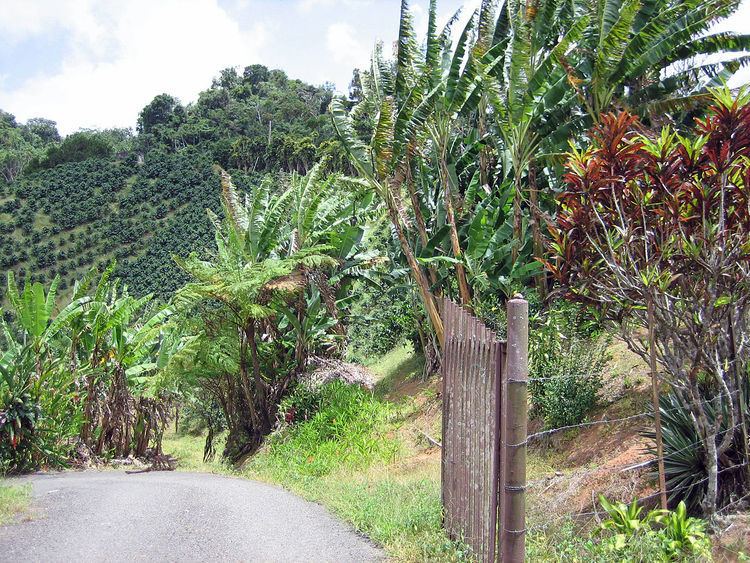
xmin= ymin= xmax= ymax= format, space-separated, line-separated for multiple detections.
xmin=0 ymin=0 xmax=748 ymax=135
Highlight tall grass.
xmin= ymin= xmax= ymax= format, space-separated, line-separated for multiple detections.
xmin=247 ymin=381 xmax=400 ymax=480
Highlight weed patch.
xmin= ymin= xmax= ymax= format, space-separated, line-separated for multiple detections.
xmin=0 ymin=482 xmax=30 ymax=525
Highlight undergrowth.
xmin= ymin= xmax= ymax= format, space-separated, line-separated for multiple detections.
xmin=526 ymin=521 xmax=668 ymax=562
xmin=0 ymin=482 xmax=30 ymax=525
xmin=247 ymin=381 xmax=400 ymax=480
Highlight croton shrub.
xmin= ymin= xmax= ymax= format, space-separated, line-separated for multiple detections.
xmin=547 ymin=88 xmax=750 ymax=515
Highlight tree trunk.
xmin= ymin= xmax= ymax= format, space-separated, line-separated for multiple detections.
xmin=247 ymin=322 xmax=272 ymax=434
xmin=81 ymin=345 xmax=101 ymax=446
xmin=387 ymin=204 xmax=444 ymax=347
xmin=438 ymin=153 xmax=472 ymax=306
xmin=80 ymin=375 xmax=98 ymax=446
xmin=404 ymin=159 xmax=439 ymax=289
xmin=703 ymin=430 xmax=719 ymax=516
xmin=310 ymin=270 xmax=345 ymax=338
xmin=512 ymin=168 xmax=523 ymax=264
xmin=528 ymin=164 xmax=547 ymax=298
xmin=238 ymin=326 xmax=260 ymax=429
xmin=648 ymin=298 xmax=668 ymax=510
xmin=478 ymin=97 xmax=492 ymax=191
xmin=728 ymin=310 xmax=750 ymax=487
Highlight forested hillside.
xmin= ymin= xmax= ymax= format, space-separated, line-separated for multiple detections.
xmin=0 ymin=65 xmax=346 ymax=301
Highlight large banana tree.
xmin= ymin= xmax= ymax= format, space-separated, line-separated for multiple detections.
xmin=331 ymin=97 xmax=445 ymax=343
xmin=424 ymin=7 xmax=507 ymax=306
xmin=332 ymin=0 xmax=484 ymax=340
xmin=64 ymin=266 xmax=172 ymax=457
xmin=571 ymin=0 xmax=750 ymax=119
xmin=485 ymin=0 xmax=590 ymax=264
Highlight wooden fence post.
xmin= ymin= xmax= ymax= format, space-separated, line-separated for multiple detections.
xmin=502 ymin=295 xmax=528 ymax=563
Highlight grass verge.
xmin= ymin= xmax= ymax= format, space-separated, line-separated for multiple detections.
xmin=0 ymin=482 xmax=31 ymax=525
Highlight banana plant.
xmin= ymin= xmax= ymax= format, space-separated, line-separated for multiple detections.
xmin=332 ymin=95 xmax=444 ymax=344
xmin=331 ymin=0 xmax=479 ymax=344
xmin=571 ymin=0 xmax=750 ymax=119
xmin=423 ymin=7 xmax=506 ymax=306
xmin=5 ymin=271 xmax=88 ymax=378
xmin=486 ymin=0 xmax=590 ymax=263
xmin=174 ymin=170 xmax=337 ymax=460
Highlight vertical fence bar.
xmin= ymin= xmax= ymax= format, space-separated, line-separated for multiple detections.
xmin=502 ymin=295 xmax=528 ymax=563
xmin=441 ymin=299 xmax=451 ymax=518
xmin=490 ymin=337 xmax=503 ymax=562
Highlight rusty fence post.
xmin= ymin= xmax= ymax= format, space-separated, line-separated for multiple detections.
xmin=502 ymin=295 xmax=528 ymax=563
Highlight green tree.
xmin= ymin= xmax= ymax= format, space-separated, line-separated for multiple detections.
xmin=172 ymin=170 xmax=334 ymax=459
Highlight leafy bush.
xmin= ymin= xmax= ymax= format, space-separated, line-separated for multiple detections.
xmin=528 ymin=496 xmax=711 ymax=561
xmin=549 ymin=90 xmax=750 ymax=514
xmin=597 ymin=496 xmax=710 ymax=561
xmin=247 ymin=381 xmax=398 ymax=478
xmin=529 ymin=304 xmax=608 ymax=429
xmin=659 ymin=501 xmax=711 ymax=559
xmin=0 ymin=349 xmax=80 ymax=474
xmin=527 ymin=521 xmax=667 ymax=562
xmin=278 ymin=382 xmax=327 ymax=424
xmin=346 ymin=280 xmax=418 ymax=362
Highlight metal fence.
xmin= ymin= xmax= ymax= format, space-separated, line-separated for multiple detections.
xmin=441 ymin=296 xmax=528 ymax=563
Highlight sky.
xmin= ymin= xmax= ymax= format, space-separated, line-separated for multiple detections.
xmin=0 ymin=0 xmax=748 ymax=135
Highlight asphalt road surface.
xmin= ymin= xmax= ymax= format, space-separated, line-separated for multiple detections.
xmin=0 ymin=471 xmax=384 ymax=562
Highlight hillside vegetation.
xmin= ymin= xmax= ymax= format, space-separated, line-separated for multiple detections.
xmin=0 ymin=66 xmax=344 ymax=302
xmin=2 ymin=0 xmax=750 ymax=560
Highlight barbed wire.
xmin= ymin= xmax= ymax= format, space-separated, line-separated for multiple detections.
xmin=512 ymin=387 xmax=746 ymax=448
xmin=526 ymin=420 xmax=747 ymax=491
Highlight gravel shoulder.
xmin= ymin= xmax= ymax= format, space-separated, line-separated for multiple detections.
xmin=0 ymin=470 xmax=384 ymax=562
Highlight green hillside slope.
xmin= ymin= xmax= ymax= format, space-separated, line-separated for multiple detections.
xmin=0 ymin=65 xmax=351 ymax=302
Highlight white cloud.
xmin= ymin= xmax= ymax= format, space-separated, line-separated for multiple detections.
xmin=0 ymin=0 xmax=266 ymax=134
xmin=297 ymin=0 xmax=373 ymax=14
xmin=326 ymin=22 xmax=370 ymax=69
xmin=0 ymin=0 xmax=103 ymax=46
xmin=298 ymin=0 xmax=336 ymax=11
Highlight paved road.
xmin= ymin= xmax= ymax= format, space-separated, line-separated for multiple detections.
xmin=0 ymin=471 xmax=383 ymax=562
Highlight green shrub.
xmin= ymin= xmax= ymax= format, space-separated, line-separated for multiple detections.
xmin=528 ymin=499 xmax=711 ymax=562
xmin=529 ymin=304 xmax=608 ymax=429
xmin=598 ymin=496 xmax=711 ymax=561
xmin=0 ymin=349 xmax=80 ymax=474
xmin=659 ymin=501 xmax=711 ymax=559
xmin=278 ymin=382 xmax=327 ymax=424
xmin=346 ymin=281 xmax=418 ymax=362
xmin=527 ymin=521 xmax=667 ymax=562
xmin=248 ymin=381 xmax=399 ymax=478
